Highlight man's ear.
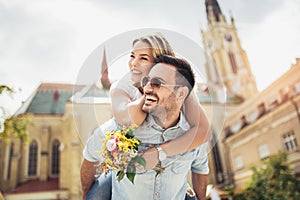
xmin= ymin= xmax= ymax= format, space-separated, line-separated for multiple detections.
xmin=176 ymin=86 xmax=189 ymax=102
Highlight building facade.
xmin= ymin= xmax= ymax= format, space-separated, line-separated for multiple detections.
xmin=0 ymin=82 xmax=113 ymax=200
xmin=202 ymin=0 xmax=300 ymax=193
xmin=0 ymin=46 xmax=113 ymax=199
xmin=1 ymin=0 xmax=299 ymax=198
xmin=223 ymin=59 xmax=300 ymax=191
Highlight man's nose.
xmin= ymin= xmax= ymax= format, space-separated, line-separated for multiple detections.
xmin=143 ymin=81 xmax=154 ymax=93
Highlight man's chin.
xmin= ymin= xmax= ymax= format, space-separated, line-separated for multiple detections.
xmin=142 ymin=104 xmax=155 ymax=113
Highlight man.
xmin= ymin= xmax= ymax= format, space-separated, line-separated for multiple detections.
xmin=81 ymin=55 xmax=209 ymax=200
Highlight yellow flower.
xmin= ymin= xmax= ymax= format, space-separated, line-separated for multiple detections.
xmin=96 ymin=125 xmax=145 ymax=184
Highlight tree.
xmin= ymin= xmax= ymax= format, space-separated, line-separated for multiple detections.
xmin=0 ymin=84 xmax=30 ymax=143
xmin=235 ymin=151 xmax=300 ymax=200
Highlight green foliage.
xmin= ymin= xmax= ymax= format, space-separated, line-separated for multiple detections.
xmin=0 ymin=85 xmax=14 ymax=94
xmin=0 ymin=114 xmax=31 ymax=143
xmin=0 ymin=84 xmax=31 ymax=143
xmin=124 ymin=156 xmax=145 ymax=184
xmin=237 ymin=151 xmax=300 ymax=200
xmin=224 ymin=184 xmax=234 ymax=197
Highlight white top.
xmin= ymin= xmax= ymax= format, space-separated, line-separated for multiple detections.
xmin=110 ymin=72 xmax=141 ymax=101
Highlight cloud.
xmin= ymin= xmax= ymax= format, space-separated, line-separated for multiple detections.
xmin=240 ymin=0 xmax=300 ymax=90
xmin=0 ymin=0 xmax=299 ymax=113
xmin=221 ymin=0 xmax=285 ymax=23
xmin=0 ymin=1 xmax=76 ymax=78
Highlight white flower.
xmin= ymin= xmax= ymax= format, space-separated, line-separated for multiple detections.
xmin=129 ymin=149 xmax=137 ymax=158
xmin=106 ymin=139 xmax=117 ymax=151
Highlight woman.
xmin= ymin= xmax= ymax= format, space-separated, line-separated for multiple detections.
xmin=86 ymin=33 xmax=210 ymax=200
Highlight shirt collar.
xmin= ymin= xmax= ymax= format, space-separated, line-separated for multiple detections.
xmin=146 ymin=112 xmax=190 ymax=131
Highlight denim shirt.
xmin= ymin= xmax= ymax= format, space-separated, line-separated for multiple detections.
xmin=83 ymin=114 xmax=209 ymax=200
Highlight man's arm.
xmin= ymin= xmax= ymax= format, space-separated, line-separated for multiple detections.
xmin=192 ymin=173 xmax=208 ymax=200
xmin=80 ymin=159 xmax=98 ymax=200
xmin=190 ymin=143 xmax=209 ymax=200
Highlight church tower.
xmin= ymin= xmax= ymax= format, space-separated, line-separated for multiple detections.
xmin=202 ymin=0 xmax=258 ymax=101
xmin=100 ymin=47 xmax=111 ymax=90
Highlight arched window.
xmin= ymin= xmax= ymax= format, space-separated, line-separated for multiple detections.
xmin=228 ymin=52 xmax=237 ymax=74
xmin=28 ymin=140 xmax=38 ymax=176
xmin=51 ymin=139 xmax=60 ymax=175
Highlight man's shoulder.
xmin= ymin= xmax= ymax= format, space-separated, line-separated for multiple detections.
xmin=93 ymin=118 xmax=118 ymax=136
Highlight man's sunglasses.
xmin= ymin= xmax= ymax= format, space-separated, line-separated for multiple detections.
xmin=141 ymin=76 xmax=182 ymax=89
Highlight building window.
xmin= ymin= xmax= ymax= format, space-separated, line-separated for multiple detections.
xmin=247 ymin=110 xmax=258 ymax=124
xmin=235 ymin=156 xmax=244 ymax=170
xmin=259 ymin=144 xmax=270 ymax=159
xmin=7 ymin=143 xmax=14 ymax=180
xmin=268 ymin=96 xmax=279 ymax=111
xmin=283 ymin=131 xmax=298 ymax=152
xmin=51 ymin=140 xmax=60 ymax=175
xmin=280 ymin=87 xmax=290 ymax=102
xmin=224 ymin=127 xmax=233 ymax=138
xmin=228 ymin=52 xmax=238 ymax=74
xmin=231 ymin=121 xmax=242 ymax=133
xmin=258 ymin=103 xmax=266 ymax=117
xmin=210 ymin=132 xmax=224 ymax=184
xmin=28 ymin=140 xmax=38 ymax=177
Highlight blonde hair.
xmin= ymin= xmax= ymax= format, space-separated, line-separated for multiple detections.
xmin=132 ymin=33 xmax=175 ymax=58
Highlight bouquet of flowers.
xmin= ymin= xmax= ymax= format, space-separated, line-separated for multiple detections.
xmin=96 ymin=125 xmax=146 ymax=184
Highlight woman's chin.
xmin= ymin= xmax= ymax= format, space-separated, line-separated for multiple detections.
xmin=131 ymin=73 xmax=142 ymax=84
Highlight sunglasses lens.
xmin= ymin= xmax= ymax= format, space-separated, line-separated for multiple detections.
xmin=141 ymin=77 xmax=162 ymax=88
xmin=141 ymin=76 xmax=150 ymax=87
xmin=150 ymin=78 xmax=161 ymax=88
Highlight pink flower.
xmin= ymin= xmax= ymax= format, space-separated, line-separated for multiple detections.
xmin=106 ymin=139 xmax=117 ymax=151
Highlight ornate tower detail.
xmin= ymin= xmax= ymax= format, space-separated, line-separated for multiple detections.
xmin=100 ymin=47 xmax=111 ymax=90
xmin=202 ymin=0 xmax=258 ymax=101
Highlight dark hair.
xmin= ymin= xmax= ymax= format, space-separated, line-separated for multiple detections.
xmin=154 ymin=55 xmax=195 ymax=96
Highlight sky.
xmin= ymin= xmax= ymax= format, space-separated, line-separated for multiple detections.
xmin=1 ymin=0 xmax=300 ymax=115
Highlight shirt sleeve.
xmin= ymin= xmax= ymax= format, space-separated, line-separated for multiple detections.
xmin=191 ymin=142 xmax=209 ymax=174
xmin=82 ymin=119 xmax=117 ymax=162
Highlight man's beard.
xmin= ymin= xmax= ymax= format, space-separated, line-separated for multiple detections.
xmin=145 ymin=92 xmax=179 ymax=123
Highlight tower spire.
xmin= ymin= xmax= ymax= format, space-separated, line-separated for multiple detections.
xmin=202 ymin=0 xmax=258 ymax=101
xmin=100 ymin=47 xmax=111 ymax=90
xmin=205 ymin=0 xmax=223 ymax=22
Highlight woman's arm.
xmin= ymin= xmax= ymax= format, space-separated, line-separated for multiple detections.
xmin=110 ymin=86 xmax=147 ymax=127
xmin=127 ymin=95 xmax=147 ymax=126
xmin=110 ymin=87 xmax=132 ymax=126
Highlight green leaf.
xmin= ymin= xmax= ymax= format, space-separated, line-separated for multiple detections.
xmin=126 ymin=172 xmax=136 ymax=184
xmin=126 ymin=164 xmax=136 ymax=184
xmin=125 ymin=129 xmax=134 ymax=139
xmin=134 ymin=156 xmax=146 ymax=168
xmin=117 ymin=170 xmax=125 ymax=182
xmin=126 ymin=163 xmax=136 ymax=174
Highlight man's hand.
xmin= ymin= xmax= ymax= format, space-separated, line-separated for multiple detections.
xmin=80 ymin=159 xmax=98 ymax=200
xmin=141 ymin=147 xmax=159 ymax=169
